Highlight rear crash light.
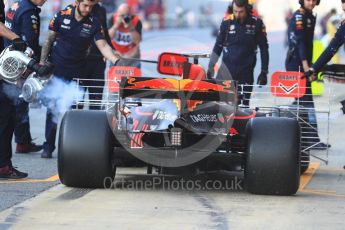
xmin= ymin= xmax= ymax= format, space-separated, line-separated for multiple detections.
xmin=170 ymin=128 xmax=182 ymax=146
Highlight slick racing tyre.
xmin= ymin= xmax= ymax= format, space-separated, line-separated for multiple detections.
xmin=275 ymin=106 xmax=310 ymax=175
xmin=58 ymin=110 xmax=115 ymax=188
xmin=245 ymin=117 xmax=300 ymax=195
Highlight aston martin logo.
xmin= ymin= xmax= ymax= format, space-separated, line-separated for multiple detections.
xmin=278 ymin=83 xmax=298 ymax=94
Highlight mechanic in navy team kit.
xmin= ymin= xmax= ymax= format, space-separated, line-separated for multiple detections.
xmin=108 ymin=3 xmax=142 ymax=68
xmin=0 ymin=23 xmax=34 ymax=179
xmin=207 ymin=0 xmax=269 ymax=106
xmin=63 ymin=0 xmax=113 ymax=110
xmin=39 ymin=0 xmax=120 ymax=158
xmin=4 ymin=0 xmax=47 ymax=154
xmin=285 ymin=0 xmax=330 ymax=149
xmin=306 ymin=0 xmax=345 ymax=76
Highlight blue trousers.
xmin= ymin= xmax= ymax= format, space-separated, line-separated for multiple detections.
xmin=0 ymin=82 xmax=15 ymax=167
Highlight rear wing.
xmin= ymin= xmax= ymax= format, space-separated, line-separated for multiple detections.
xmin=120 ymin=77 xmax=236 ymax=102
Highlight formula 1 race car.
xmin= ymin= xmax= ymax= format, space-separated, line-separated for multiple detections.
xmin=58 ymin=52 xmax=302 ymax=195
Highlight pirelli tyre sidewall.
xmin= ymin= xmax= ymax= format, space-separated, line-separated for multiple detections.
xmin=58 ymin=110 xmax=115 ymax=188
xmin=245 ymin=117 xmax=300 ymax=195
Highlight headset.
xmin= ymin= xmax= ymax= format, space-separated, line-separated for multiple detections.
xmin=299 ymin=0 xmax=320 ymax=6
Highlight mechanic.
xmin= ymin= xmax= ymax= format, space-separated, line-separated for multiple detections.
xmin=4 ymin=0 xmax=47 ymax=154
xmin=306 ymin=0 xmax=345 ymax=76
xmin=108 ymin=3 xmax=142 ymax=68
xmin=0 ymin=23 xmax=32 ymax=179
xmin=39 ymin=0 xmax=120 ymax=158
xmin=64 ymin=0 xmax=113 ymax=110
xmin=207 ymin=0 xmax=269 ymax=107
xmin=285 ymin=0 xmax=329 ymax=149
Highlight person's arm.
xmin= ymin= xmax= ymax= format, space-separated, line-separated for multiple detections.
xmin=40 ymin=30 xmax=56 ymax=64
xmin=0 ymin=22 xmax=19 ymax=40
xmin=19 ymin=11 xmax=40 ymax=59
xmin=257 ymin=19 xmax=269 ymax=73
xmin=95 ymin=39 xmax=119 ymax=64
xmin=312 ymin=24 xmax=345 ymax=72
xmin=39 ymin=13 xmax=60 ymax=64
xmin=94 ymin=18 xmax=119 ymax=63
xmin=256 ymin=19 xmax=269 ymax=85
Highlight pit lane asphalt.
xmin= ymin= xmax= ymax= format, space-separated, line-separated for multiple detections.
xmin=0 ymin=28 xmax=345 ymax=229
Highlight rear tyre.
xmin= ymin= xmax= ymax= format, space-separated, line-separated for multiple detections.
xmin=58 ymin=110 xmax=115 ymax=188
xmin=277 ymin=106 xmax=310 ymax=174
xmin=245 ymin=117 xmax=300 ymax=195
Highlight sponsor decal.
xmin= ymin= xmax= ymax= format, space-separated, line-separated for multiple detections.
xmin=163 ymin=60 xmax=184 ymax=69
xmin=63 ymin=19 xmax=70 ymax=24
xmin=245 ymin=29 xmax=255 ymax=35
xmin=152 ymin=111 xmax=177 ymax=122
xmin=81 ymin=28 xmax=91 ymax=34
xmin=115 ymin=69 xmax=134 ymax=76
xmin=230 ymin=127 xmax=239 ymax=136
xmin=6 ymin=12 xmax=15 ymax=20
xmin=190 ymin=114 xmax=218 ymax=123
xmin=4 ymin=21 xmax=12 ymax=29
xmin=61 ymin=25 xmax=70 ymax=29
xmin=271 ymin=71 xmax=306 ymax=98
xmin=180 ymin=79 xmax=232 ymax=93
xmin=83 ymin=23 xmax=92 ymax=28
xmin=107 ymin=66 xmax=142 ymax=92
xmin=126 ymin=78 xmax=178 ymax=90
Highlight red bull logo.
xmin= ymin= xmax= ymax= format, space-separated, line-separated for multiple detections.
xmin=180 ymin=80 xmax=233 ymax=93
xmin=126 ymin=78 xmax=179 ymax=91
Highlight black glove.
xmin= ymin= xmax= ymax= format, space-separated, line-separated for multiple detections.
xmin=303 ymin=69 xmax=315 ymax=80
xmin=207 ymin=66 xmax=215 ymax=79
xmin=341 ymin=100 xmax=345 ymax=114
xmin=11 ymin=38 xmax=27 ymax=52
xmin=28 ymin=60 xmax=54 ymax=78
xmin=257 ymin=71 xmax=268 ymax=86
xmin=37 ymin=62 xmax=54 ymax=77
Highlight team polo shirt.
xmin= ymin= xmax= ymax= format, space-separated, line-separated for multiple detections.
xmin=48 ymin=6 xmax=105 ymax=79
